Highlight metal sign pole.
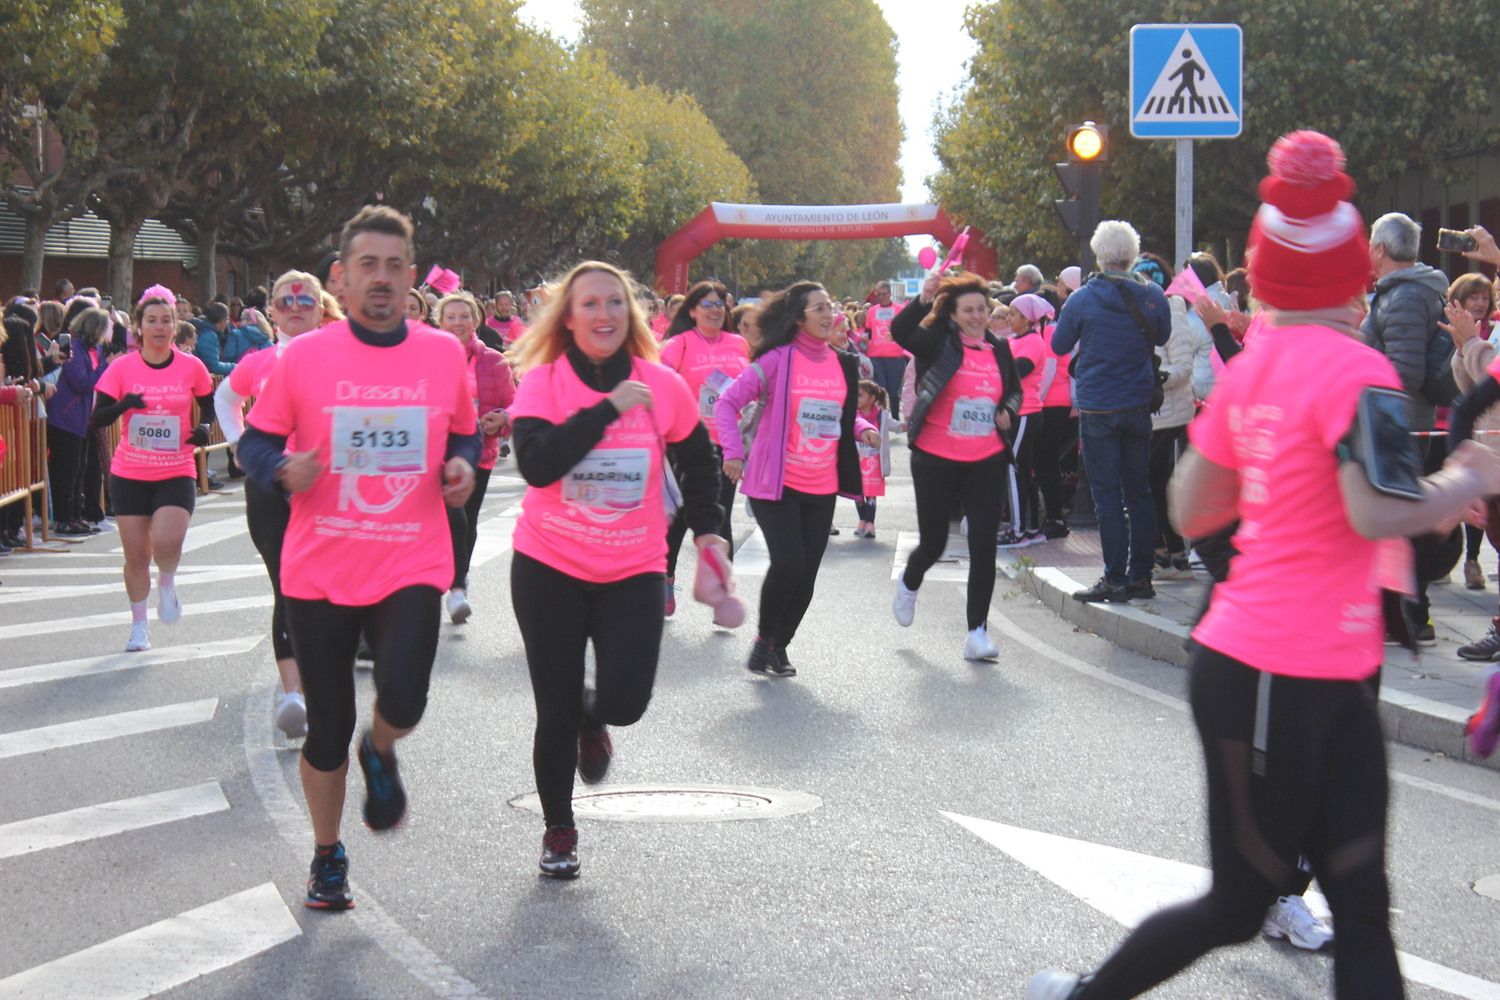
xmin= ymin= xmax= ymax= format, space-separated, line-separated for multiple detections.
xmin=1175 ymin=139 xmax=1193 ymax=267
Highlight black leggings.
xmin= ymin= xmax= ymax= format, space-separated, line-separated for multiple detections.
xmin=1078 ymin=646 xmax=1399 ymax=1000
xmin=666 ymin=445 xmax=737 ymax=576
xmin=245 ymin=477 xmax=293 ymax=662
xmin=1150 ymin=425 xmax=1189 ymax=555
xmin=447 ymin=465 xmax=493 ymax=590
xmin=47 ymin=427 xmax=87 ymax=523
xmin=511 ymin=552 xmax=664 ymax=828
xmin=904 ymin=448 xmax=1005 ymax=630
xmin=748 ymin=488 xmax=836 ymax=648
xmin=1033 ymin=406 xmax=1076 ymax=523
xmin=286 ymin=585 xmax=441 ymax=772
xmin=1007 ymin=413 xmax=1040 ymax=534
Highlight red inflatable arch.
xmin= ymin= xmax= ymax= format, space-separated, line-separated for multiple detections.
xmin=654 ymin=202 xmax=999 ymax=294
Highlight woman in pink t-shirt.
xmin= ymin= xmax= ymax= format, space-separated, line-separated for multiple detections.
xmin=889 ymin=272 xmax=1021 ymax=662
xmin=507 ymin=261 xmax=729 ymax=880
xmin=657 ymin=280 xmax=749 ymax=616
xmin=92 ymin=285 xmax=215 ymax=653
xmin=434 ymin=291 xmax=514 ymax=625
xmin=1001 ymin=293 xmax=1055 ymax=547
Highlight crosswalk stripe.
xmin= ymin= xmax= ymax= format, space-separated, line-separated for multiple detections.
xmin=0 ymin=563 xmax=264 ymax=578
xmin=108 ymin=515 xmax=249 ymax=556
xmin=0 ymin=637 xmax=262 ymax=690
xmin=734 ymin=528 xmax=769 ymax=577
xmin=0 ymin=596 xmax=273 ymax=641
xmin=890 ymin=529 xmax=970 ymax=582
xmin=470 ymin=514 xmax=515 ymax=569
xmin=0 ymin=699 xmax=218 ymax=760
xmin=0 ymin=567 xmax=267 ymax=606
xmin=0 ymin=782 xmax=229 ymax=860
xmin=0 ymin=882 xmax=300 ymax=1000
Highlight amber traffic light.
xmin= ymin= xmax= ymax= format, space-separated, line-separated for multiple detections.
xmin=1065 ymin=121 xmax=1108 ymax=162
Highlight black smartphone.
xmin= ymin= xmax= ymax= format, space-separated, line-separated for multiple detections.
xmin=1355 ymin=387 xmax=1422 ymax=500
xmin=1437 ymin=228 xmax=1478 ymax=253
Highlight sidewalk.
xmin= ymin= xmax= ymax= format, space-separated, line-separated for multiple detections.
xmin=996 ymin=528 xmax=1500 ymax=771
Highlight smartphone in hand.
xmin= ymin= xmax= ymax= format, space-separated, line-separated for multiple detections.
xmin=1438 ymin=228 xmax=1479 ymax=253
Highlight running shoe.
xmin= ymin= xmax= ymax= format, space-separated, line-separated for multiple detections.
xmin=1073 ymin=577 xmax=1129 ymax=603
xmin=539 ymin=825 xmax=580 ymax=879
xmin=1042 ymin=519 xmax=1070 ymax=539
xmin=357 ymin=731 xmax=407 ymax=831
xmin=1458 ymin=620 xmax=1500 ymax=662
xmin=1416 ymin=620 xmax=1437 ymax=646
xmin=893 ymin=579 xmax=918 ymax=627
xmin=664 ymin=577 xmax=677 ymax=618
xmin=1465 ymin=559 xmax=1487 ymax=591
xmin=1127 ymin=577 xmax=1156 ymax=600
xmin=125 ymin=621 xmax=152 ymax=652
xmin=577 ymin=720 xmax=613 ymax=784
xmin=1153 ymin=552 xmax=1192 ymax=580
xmin=305 ymin=842 xmax=354 ymax=910
xmin=1022 ymin=528 xmax=1046 ymax=547
xmin=1025 ymin=970 xmax=1083 ymax=999
xmin=445 ymin=588 xmax=472 ymax=624
xmin=747 ymin=636 xmax=777 ymax=675
xmin=1261 ymin=895 xmax=1333 ymax=950
xmin=275 ymin=690 xmax=308 ymax=740
xmin=766 ymin=644 xmax=796 ymax=678
xmin=157 ymin=581 xmax=182 ymax=624
xmin=996 ymin=529 xmax=1027 ymax=549
xmin=1466 ymin=665 xmax=1500 ymax=759
xmin=964 ymin=625 xmax=999 ymax=661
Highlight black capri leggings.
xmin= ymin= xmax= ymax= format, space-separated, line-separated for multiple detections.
xmin=245 ymin=477 xmax=292 ymax=662
xmin=665 ymin=444 xmax=737 ymax=577
xmin=1077 ymin=645 xmax=1399 ymax=999
xmin=512 ymin=552 xmax=664 ymax=829
xmin=286 ymin=585 xmax=441 ymax=772
xmin=748 ymin=488 xmax=836 ymax=649
xmin=904 ymin=448 xmax=1006 ymax=630
xmin=1033 ymin=406 xmax=1076 ymax=524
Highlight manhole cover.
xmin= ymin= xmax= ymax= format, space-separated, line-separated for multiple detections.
xmin=1475 ymin=874 xmax=1500 ymax=902
xmin=508 ymin=784 xmax=821 ymax=824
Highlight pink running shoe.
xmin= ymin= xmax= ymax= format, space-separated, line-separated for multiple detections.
xmin=1467 ymin=665 xmax=1500 ymax=759
xmin=693 ymin=544 xmax=745 ymax=629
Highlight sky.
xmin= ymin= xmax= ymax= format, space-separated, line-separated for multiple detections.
xmin=516 ymin=0 xmax=978 ymax=208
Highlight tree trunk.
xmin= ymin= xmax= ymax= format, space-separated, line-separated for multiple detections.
xmin=19 ymin=212 xmax=49 ymax=294
xmin=195 ymin=222 xmax=219 ymax=302
xmin=106 ymin=215 xmax=145 ymax=310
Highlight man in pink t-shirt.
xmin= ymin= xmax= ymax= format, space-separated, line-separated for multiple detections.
xmin=863 ymin=281 xmax=908 ymax=420
xmin=237 ymin=206 xmax=477 ymax=914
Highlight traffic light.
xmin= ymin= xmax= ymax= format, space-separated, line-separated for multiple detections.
xmin=1054 ymin=121 xmax=1107 ymax=270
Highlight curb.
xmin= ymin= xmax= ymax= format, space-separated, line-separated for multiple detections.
xmin=1001 ymin=559 xmax=1500 ymax=772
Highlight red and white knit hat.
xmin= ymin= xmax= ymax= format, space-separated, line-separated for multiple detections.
xmin=1246 ymin=130 xmax=1369 ymax=310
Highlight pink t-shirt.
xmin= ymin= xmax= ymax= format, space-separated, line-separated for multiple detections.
xmin=245 ymin=321 xmax=476 ymax=605
xmin=916 ymin=341 xmax=1005 ymax=462
xmin=1040 ymin=324 xmax=1072 ymax=408
xmin=1009 ymin=330 xmax=1048 ymax=416
xmin=865 ymin=303 xmax=904 ymax=358
xmin=227 ymin=343 xmax=279 ymax=400
xmin=509 ymin=356 xmax=699 ymax=583
xmin=858 ymin=406 xmax=885 ymax=497
xmin=1190 ymin=323 xmax=1402 ymax=680
xmin=782 ymin=344 xmax=846 ymax=494
xmin=97 ymin=350 xmax=213 ymax=481
xmin=659 ymin=329 xmax=750 ymax=445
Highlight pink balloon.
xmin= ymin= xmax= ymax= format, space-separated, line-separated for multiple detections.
xmin=917 ymin=247 xmax=938 ymax=269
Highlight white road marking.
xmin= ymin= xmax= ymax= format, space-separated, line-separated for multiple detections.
xmin=0 ymin=595 xmax=273 ymax=640
xmin=0 ymin=698 xmax=218 ymax=760
xmin=0 ymin=636 xmax=263 ymax=690
xmin=734 ymin=528 xmax=769 ymax=577
xmin=890 ymin=530 xmax=969 ymax=582
xmin=108 ymin=515 xmax=249 ymax=555
xmin=241 ymin=684 xmax=493 ymax=1000
xmin=945 ymin=812 xmax=1500 ymax=1000
xmin=0 ymin=782 xmax=229 ymax=859
xmin=0 ymin=882 xmax=300 ymax=1000
xmin=470 ymin=514 xmax=514 ymax=569
xmin=0 ymin=566 xmax=266 ymax=605
xmin=0 ymin=562 xmax=264 ymax=577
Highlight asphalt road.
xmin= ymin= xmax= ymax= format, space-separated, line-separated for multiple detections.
xmin=2 ymin=464 xmax=1499 ymax=1000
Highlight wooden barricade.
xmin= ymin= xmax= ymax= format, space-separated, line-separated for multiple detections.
xmin=0 ymin=394 xmax=51 ymax=549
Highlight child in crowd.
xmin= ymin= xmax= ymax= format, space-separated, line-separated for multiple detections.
xmin=855 ymin=380 xmax=889 ymax=538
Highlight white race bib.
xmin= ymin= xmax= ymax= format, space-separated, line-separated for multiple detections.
xmin=129 ymin=413 xmax=180 ymax=453
xmin=330 ymin=406 xmax=428 ymax=475
xmin=564 ymin=448 xmax=650 ymax=511
xmin=949 ymin=397 xmax=996 ymax=437
xmin=699 ymin=369 xmax=732 ymax=421
xmin=796 ymin=397 xmax=842 ymax=441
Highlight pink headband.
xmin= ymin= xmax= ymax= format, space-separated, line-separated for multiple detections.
xmin=1009 ymin=293 xmax=1056 ymax=324
xmin=137 ymin=284 xmax=177 ymax=308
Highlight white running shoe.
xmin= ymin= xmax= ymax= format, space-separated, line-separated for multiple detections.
xmin=274 ymin=690 xmax=308 ymax=740
xmin=893 ymin=579 xmax=918 ymax=627
xmin=125 ymin=621 xmax=151 ymax=652
xmin=158 ymin=583 xmax=182 ymax=624
xmin=964 ymin=625 xmax=999 ymax=660
xmin=1262 ymin=895 xmax=1333 ymax=950
xmin=446 ymin=588 xmax=472 ymax=624
xmin=1025 ymin=969 xmax=1082 ymax=999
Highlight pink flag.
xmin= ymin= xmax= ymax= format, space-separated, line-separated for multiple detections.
xmin=424 ymin=266 xmax=461 ymax=295
xmin=1165 ymin=264 xmax=1206 ymax=303
xmin=940 ymin=229 xmax=971 ymax=272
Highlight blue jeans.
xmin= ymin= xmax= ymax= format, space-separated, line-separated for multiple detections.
xmin=870 ymin=355 xmax=908 ymax=419
xmin=1080 ymin=407 xmax=1156 ymax=584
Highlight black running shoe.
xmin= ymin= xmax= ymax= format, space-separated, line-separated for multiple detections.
xmin=540 ymin=825 xmax=580 ymax=879
xmin=357 ymin=732 xmax=407 ymax=831
xmin=747 ymin=636 xmax=776 ymax=675
xmin=306 ymin=842 xmax=355 ymax=910
xmin=766 ymin=644 xmax=796 ymax=678
xmin=1127 ymin=578 xmax=1155 ymax=600
xmin=1073 ymin=576 xmax=1129 ymax=603
xmin=577 ymin=721 xmax=613 ymax=784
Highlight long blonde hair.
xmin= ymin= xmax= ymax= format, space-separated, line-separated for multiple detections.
xmin=510 ymin=261 xmax=658 ymax=374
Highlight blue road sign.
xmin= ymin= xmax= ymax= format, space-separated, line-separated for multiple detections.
xmin=1130 ymin=23 xmax=1242 ymax=139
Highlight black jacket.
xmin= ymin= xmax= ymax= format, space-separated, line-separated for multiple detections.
xmin=890 ymin=297 xmax=1023 ymax=452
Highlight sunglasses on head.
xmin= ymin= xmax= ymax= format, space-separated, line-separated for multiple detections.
xmin=275 ymin=293 xmax=319 ymax=310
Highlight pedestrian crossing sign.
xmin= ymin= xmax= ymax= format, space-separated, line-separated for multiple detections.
xmin=1130 ymin=23 xmax=1242 ymax=139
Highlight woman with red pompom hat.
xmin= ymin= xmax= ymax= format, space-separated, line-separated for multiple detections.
xmin=1026 ymin=131 xmax=1500 ymax=1000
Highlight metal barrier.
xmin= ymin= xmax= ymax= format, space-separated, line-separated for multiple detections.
xmin=0 ymin=393 xmax=51 ymax=549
